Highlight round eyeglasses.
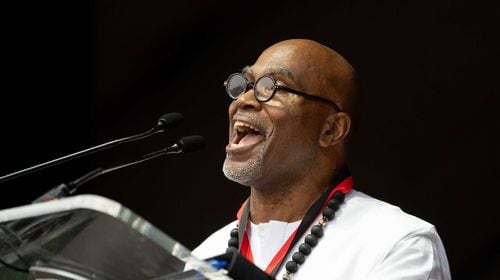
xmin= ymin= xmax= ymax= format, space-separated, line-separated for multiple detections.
xmin=224 ymin=73 xmax=342 ymax=112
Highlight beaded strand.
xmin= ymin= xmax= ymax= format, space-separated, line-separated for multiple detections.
xmin=226 ymin=191 xmax=346 ymax=279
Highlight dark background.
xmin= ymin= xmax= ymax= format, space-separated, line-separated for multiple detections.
xmin=1 ymin=0 xmax=498 ymax=279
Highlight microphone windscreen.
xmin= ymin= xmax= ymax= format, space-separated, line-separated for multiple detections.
xmin=178 ymin=135 xmax=206 ymax=153
xmin=157 ymin=112 xmax=183 ymax=130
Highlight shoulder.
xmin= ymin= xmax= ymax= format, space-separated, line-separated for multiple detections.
xmin=191 ymin=220 xmax=238 ymax=260
xmin=340 ymin=190 xmax=434 ymax=236
xmin=324 ymin=189 xmax=445 ymax=264
xmin=291 ymin=190 xmax=450 ymax=279
xmin=328 ymin=190 xmax=450 ymax=279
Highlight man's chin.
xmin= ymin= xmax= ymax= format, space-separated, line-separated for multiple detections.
xmin=222 ymin=158 xmax=263 ymax=187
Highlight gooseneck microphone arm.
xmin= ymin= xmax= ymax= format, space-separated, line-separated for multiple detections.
xmin=33 ymin=135 xmax=206 ymax=203
xmin=0 ymin=112 xmax=183 ymax=184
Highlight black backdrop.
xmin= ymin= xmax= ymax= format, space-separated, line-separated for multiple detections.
xmin=1 ymin=1 xmax=498 ymax=279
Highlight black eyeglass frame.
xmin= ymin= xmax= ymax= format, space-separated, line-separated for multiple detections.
xmin=224 ymin=73 xmax=342 ymax=112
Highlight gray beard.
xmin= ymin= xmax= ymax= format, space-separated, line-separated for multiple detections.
xmin=222 ymin=145 xmax=264 ymax=186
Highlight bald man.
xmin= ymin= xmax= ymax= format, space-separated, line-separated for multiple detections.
xmin=193 ymin=40 xmax=451 ymax=280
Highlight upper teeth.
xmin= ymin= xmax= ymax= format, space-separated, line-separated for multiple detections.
xmin=234 ymin=121 xmax=259 ymax=133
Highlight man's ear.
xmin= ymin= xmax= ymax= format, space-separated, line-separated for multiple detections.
xmin=319 ymin=112 xmax=351 ymax=148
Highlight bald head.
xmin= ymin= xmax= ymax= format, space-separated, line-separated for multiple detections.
xmin=257 ymin=39 xmax=359 ymax=117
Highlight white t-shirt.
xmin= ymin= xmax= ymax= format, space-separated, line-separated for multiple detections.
xmin=192 ymin=190 xmax=451 ymax=280
xmin=248 ymin=220 xmax=301 ymax=270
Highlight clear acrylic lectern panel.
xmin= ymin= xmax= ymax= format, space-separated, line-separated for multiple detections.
xmin=0 ymin=195 xmax=232 ymax=280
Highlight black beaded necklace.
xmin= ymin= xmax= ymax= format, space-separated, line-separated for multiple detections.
xmin=226 ymin=169 xmax=351 ymax=280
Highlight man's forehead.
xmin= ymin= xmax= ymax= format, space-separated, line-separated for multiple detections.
xmin=242 ymin=65 xmax=295 ymax=80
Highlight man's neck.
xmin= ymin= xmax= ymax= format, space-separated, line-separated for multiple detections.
xmin=249 ymin=176 xmax=330 ymax=224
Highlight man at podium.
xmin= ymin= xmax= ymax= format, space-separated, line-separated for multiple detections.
xmin=192 ymin=39 xmax=451 ymax=280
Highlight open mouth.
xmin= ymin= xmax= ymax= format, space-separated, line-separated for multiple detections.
xmin=228 ymin=121 xmax=265 ymax=150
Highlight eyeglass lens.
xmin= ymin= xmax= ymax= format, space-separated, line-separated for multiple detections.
xmin=226 ymin=74 xmax=248 ymax=99
xmin=254 ymin=76 xmax=275 ymax=101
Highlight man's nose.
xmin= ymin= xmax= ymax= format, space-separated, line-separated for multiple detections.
xmin=231 ymin=89 xmax=262 ymax=111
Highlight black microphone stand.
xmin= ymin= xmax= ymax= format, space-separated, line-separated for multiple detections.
xmin=0 ymin=113 xmax=183 ymax=184
xmin=33 ymin=135 xmax=205 ymax=203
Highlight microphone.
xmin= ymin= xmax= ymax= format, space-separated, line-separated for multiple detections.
xmin=0 ymin=112 xmax=184 ymax=184
xmin=176 ymin=135 xmax=207 ymax=153
xmin=143 ymin=135 xmax=206 ymax=157
xmin=33 ymin=135 xmax=206 ymax=203
xmin=154 ymin=112 xmax=184 ymax=132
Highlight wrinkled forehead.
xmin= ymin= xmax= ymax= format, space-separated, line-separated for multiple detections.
xmin=252 ymin=43 xmax=337 ymax=97
xmin=246 ymin=44 xmax=318 ymax=87
xmin=242 ymin=65 xmax=294 ymax=81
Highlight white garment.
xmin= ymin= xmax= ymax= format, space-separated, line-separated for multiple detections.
xmin=248 ymin=220 xmax=301 ymax=269
xmin=192 ymin=190 xmax=451 ymax=280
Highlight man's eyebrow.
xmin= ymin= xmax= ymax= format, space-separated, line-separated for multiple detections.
xmin=241 ymin=65 xmax=295 ymax=80
xmin=264 ymin=66 xmax=295 ymax=80
xmin=241 ymin=65 xmax=252 ymax=75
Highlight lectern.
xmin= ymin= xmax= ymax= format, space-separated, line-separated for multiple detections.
xmin=0 ymin=195 xmax=231 ymax=280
